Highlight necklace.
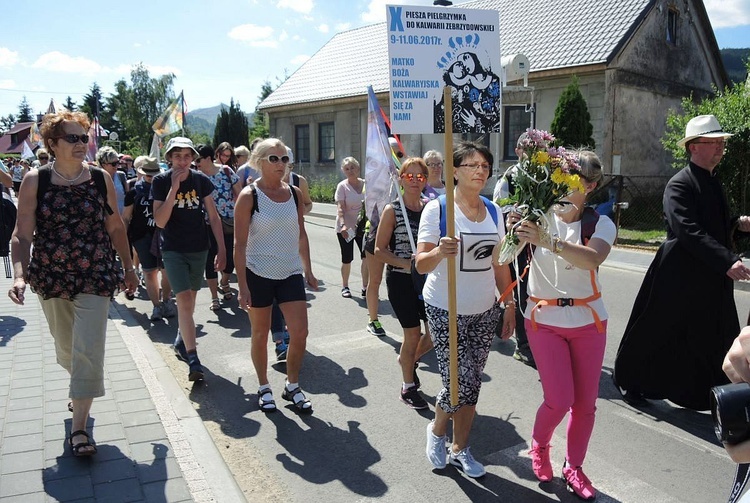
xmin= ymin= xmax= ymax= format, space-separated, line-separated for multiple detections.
xmin=51 ymin=161 xmax=87 ymax=185
xmin=457 ymin=198 xmax=481 ymax=222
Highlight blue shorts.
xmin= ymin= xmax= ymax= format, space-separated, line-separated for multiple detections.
xmin=132 ymin=234 xmax=159 ymax=272
xmin=246 ymin=268 xmax=306 ymax=308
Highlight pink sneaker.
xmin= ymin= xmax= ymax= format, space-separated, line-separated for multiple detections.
xmin=529 ymin=440 xmax=553 ymax=482
xmin=562 ymin=461 xmax=596 ymax=500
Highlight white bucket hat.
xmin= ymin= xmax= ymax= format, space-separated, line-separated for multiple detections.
xmin=676 ymin=114 xmax=733 ymax=148
xmin=164 ymin=136 xmax=198 ymax=158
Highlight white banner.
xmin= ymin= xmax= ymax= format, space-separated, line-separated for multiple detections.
xmin=386 ymin=5 xmax=502 ymax=134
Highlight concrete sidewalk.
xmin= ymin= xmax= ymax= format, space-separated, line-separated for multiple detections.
xmin=0 ymin=274 xmax=246 ymax=503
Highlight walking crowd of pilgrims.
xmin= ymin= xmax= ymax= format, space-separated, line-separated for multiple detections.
xmin=5 ymin=110 xmax=750 ymax=501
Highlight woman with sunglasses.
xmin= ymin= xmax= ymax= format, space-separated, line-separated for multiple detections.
xmin=416 ymin=141 xmax=515 ymax=479
xmin=215 ymin=141 xmax=237 ymax=170
xmin=510 ymin=151 xmax=615 ymax=500
xmin=195 ymin=144 xmax=241 ymax=310
xmin=8 ymin=111 xmax=137 ymax=457
xmin=334 ymin=157 xmax=367 ymax=299
xmin=234 ymin=138 xmax=318 ymax=413
xmin=96 ymin=146 xmax=128 ymax=216
xmin=374 ymin=158 xmax=435 ymax=410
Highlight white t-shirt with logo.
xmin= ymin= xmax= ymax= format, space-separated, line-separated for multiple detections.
xmin=418 ymin=198 xmax=505 ymax=315
xmin=523 ymin=213 xmax=616 ymax=328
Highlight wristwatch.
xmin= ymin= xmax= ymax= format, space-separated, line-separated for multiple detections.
xmin=552 ymin=238 xmax=565 ymax=254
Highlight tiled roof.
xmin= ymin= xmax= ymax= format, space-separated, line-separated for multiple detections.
xmin=260 ymin=0 xmax=651 ymax=110
xmin=7 ymin=122 xmax=34 ymax=134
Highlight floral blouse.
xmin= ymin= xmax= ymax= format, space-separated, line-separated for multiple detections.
xmin=27 ymin=177 xmax=122 ymax=300
xmin=207 ymin=166 xmax=239 ymax=218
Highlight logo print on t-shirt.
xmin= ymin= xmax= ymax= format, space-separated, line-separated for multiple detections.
xmin=174 ymin=189 xmax=200 ymax=209
xmin=459 ymin=232 xmax=498 ymax=272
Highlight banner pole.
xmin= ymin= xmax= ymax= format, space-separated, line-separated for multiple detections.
xmin=443 ymin=86 xmax=459 ymax=408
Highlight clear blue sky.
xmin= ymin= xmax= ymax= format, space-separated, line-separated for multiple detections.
xmin=0 ymin=0 xmax=747 ymax=119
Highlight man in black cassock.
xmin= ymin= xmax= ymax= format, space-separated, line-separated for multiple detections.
xmin=614 ymin=115 xmax=750 ymax=411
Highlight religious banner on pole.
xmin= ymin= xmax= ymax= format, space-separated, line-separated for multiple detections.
xmin=152 ymin=91 xmax=185 ymax=138
xmin=387 ymin=4 xmax=502 ymax=407
xmin=386 ymin=5 xmax=502 ymax=134
xmin=364 ymin=86 xmax=400 ymax=229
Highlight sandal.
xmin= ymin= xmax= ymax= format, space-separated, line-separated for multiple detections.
xmin=69 ymin=429 xmax=97 ymax=457
xmin=209 ymin=298 xmax=221 ymax=311
xmin=258 ymin=387 xmax=276 ymax=412
xmin=218 ymin=282 xmax=233 ymax=301
xmin=341 ymin=287 xmax=352 ymax=298
xmin=282 ymin=385 xmax=313 ymax=413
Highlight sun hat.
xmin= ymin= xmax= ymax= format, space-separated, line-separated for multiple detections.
xmin=676 ymin=114 xmax=733 ymax=148
xmin=286 ymin=146 xmax=295 ymax=164
xmin=134 ymin=156 xmax=161 ymax=176
xmin=164 ymin=136 xmax=198 ymax=158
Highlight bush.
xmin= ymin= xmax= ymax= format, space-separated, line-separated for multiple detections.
xmin=664 ymin=62 xmax=750 ymax=215
xmin=308 ymin=175 xmax=339 ymax=203
xmin=551 ymin=75 xmax=595 ymax=149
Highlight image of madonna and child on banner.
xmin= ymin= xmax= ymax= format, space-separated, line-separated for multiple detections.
xmin=386 ymin=5 xmax=502 ymax=134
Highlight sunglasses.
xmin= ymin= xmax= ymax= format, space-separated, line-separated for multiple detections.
xmin=401 ymin=172 xmax=426 ymax=182
xmin=58 ymin=134 xmax=89 ymax=144
xmin=267 ymin=155 xmax=290 ymax=164
xmin=38 ymin=156 xmax=49 ymax=160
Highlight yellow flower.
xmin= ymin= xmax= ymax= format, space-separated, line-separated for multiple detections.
xmin=533 ymin=151 xmax=550 ymax=165
xmin=550 ymin=167 xmax=565 ymax=184
xmin=567 ymin=174 xmax=585 ymax=193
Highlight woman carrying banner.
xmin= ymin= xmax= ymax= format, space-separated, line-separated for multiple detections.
xmin=510 ymin=151 xmax=615 ymax=500
xmin=416 ymin=141 xmax=515 ymax=478
xmin=374 ymin=157 xmax=434 ymax=410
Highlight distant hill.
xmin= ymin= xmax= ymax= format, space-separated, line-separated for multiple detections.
xmin=721 ymin=48 xmax=749 ymax=85
xmin=186 ymin=104 xmax=254 ymax=138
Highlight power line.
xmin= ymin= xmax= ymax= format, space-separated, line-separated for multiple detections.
xmin=0 ymin=88 xmax=87 ymax=96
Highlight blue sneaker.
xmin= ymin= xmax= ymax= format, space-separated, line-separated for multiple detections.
xmin=173 ymin=331 xmax=188 ymax=362
xmin=276 ymin=342 xmax=288 ymax=362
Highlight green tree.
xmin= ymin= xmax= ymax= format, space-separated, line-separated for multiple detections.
xmin=106 ymin=63 xmax=176 ymax=152
xmin=550 ymin=76 xmax=595 ymax=149
xmin=249 ymin=80 xmax=274 ymax=141
xmin=213 ymin=98 xmax=249 ymax=148
xmin=80 ymin=83 xmax=106 ymax=118
xmin=63 ymin=96 xmax=77 ymax=111
xmin=664 ymin=64 xmax=750 ymax=214
xmin=0 ymin=114 xmax=16 ymax=135
xmin=17 ymin=96 xmax=33 ymax=122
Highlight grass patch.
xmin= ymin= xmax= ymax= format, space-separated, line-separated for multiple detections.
xmin=616 ymin=228 xmax=665 ymax=249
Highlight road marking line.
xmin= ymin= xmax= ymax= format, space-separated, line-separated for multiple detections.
xmin=613 ymin=410 xmax=727 ymax=460
xmin=485 ymin=440 xmax=680 ymax=503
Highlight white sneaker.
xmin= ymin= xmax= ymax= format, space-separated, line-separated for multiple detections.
xmin=449 ymin=446 xmax=485 ymax=478
xmin=425 ymin=421 xmax=447 ymax=469
xmin=150 ymin=304 xmax=163 ymax=321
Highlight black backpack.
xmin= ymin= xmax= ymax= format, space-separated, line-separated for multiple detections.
xmin=37 ymin=166 xmax=113 ymax=215
xmin=0 ymin=191 xmax=16 ymax=256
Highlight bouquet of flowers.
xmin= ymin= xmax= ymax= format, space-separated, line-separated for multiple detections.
xmin=494 ymin=129 xmax=585 ymax=265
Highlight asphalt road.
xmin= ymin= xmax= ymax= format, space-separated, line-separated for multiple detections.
xmin=117 ymin=214 xmax=750 ymax=503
